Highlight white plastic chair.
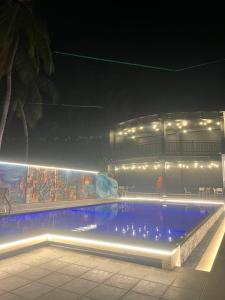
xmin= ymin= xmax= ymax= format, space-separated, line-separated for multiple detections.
xmin=184 ymin=187 xmax=191 ymax=197
xmin=205 ymin=187 xmax=211 ymax=197
xmin=199 ymin=187 xmax=205 ymax=197
xmin=216 ymin=188 xmax=223 ymax=196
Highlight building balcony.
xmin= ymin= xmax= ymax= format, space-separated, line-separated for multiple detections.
xmin=112 ymin=140 xmax=222 ymax=159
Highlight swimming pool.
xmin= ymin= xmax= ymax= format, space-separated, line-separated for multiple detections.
xmin=0 ymin=201 xmax=224 ymax=269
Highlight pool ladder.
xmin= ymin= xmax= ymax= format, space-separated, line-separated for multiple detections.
xmin=0 ymin=188 xmax=12 ymax=214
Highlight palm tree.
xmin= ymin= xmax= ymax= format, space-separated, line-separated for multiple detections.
xmin=0 ymin=0 xmax=54 ymax=150
xmin=11 ymin=75 xmax=58 ymax=161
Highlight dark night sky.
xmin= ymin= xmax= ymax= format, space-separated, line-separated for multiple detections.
xmin=37 ymin=6 xmax=225 ymax=122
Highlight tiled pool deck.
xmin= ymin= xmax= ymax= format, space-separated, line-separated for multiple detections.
xmin=0 ymin=245 xmax=212 ymax=300
xmin=1 ymin=199 xmax=225 ymax=299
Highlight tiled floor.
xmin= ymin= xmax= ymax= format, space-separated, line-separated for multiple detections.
xmin=0 ymin=245 xmax=215 ymax=300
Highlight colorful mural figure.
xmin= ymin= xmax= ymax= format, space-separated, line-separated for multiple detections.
xmin=0 ymin=164 xmax=27 ymax=203
xmin=96 ymin=174 xmax=118 ymax=199
xmin=79 ymin=175 xmax=96 ymax=199
xmin=26 ymin=167 xmax=56 ymax=203
xmin=56 ymin=170 xmax=77 ymax=201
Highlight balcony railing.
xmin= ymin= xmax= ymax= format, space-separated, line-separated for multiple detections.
xmin=166 ymin=141 xmax=221 ymax=155
xmin=113 ymin=140 xmax=221 ymax=159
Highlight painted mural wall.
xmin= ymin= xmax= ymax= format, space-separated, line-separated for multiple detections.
xmin=0 ymin=164 xmax=27 ymax=203
xmin=96 ymin=174 xmax=118 ymax=199
xmin=0 ymin=163 xmax=97 ymax=204
xmin=0 ymin=162 xmax=118 ymax=204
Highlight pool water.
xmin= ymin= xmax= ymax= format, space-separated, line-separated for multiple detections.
xmin=0 ymin=202 xmax=217 ymax=243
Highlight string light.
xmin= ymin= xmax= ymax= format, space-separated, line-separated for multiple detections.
xmin=114 ymin=161 xmax=220 ymax=172
xmin=117 ymin=117 xmax=221 ymax=136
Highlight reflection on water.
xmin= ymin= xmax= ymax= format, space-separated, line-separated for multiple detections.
xmin=0 ymin=202 xmax=216 ymax=243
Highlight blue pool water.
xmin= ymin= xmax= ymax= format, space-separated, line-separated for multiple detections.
xmin=0 ymin=202 xmax=218 ymax=243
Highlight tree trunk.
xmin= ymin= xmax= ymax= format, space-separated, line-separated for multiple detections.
xmin=19 ymin=101 xmax=29 ymax=162
xmin=0 ymin=40 xmax=18 ymax=151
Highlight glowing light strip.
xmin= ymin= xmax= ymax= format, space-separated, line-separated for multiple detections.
xmin=121 ymin=196 xmax=225 ymax=206
xmin=196 ymin=217 xmax=225 ymax=272
xmin=0 ymin=234 xmax=48 ymax=251
xmin=0 ymin=161 xmax=98 ymax=174
xmin=48 ymin=234 xmax=176 ymax=256
xmin=0 ymin=233 xmax=176 ymax=257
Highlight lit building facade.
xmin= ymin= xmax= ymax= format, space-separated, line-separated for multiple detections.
xmin=108 ymin=111 xmax=225 ymax=194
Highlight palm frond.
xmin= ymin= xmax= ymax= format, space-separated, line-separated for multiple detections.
xmin=37 ymin=75 xmax=59 ymax=104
